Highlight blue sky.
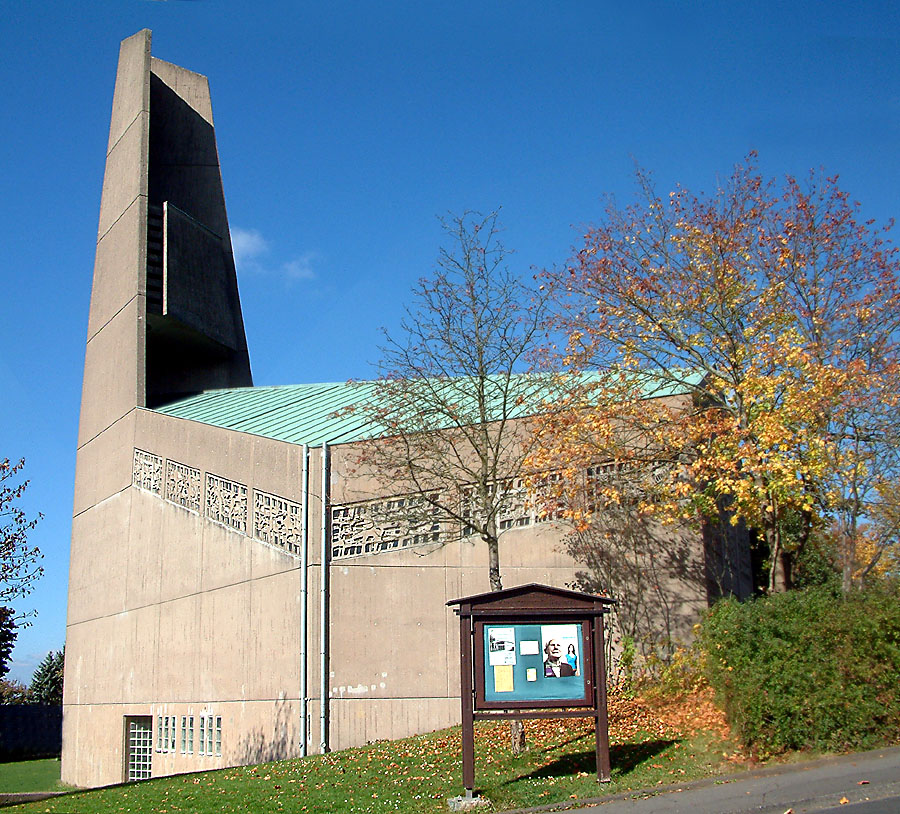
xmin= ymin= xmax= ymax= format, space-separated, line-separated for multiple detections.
xmin=1 ymin=1 xmax=898 ymax=683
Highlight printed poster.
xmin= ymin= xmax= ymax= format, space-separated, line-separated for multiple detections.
xmin=487 ymin=626 xmax=516 ymax=666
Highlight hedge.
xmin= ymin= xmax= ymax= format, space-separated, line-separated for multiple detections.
xmin=700 ymin=583 xmax=900 ymax=755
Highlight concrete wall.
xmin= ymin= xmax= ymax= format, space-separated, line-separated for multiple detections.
xmin=64 ymin=412 xmax=318 ymax=786
xmin=325 ymin=520 xmax=591 ymax=750
xmin=77 ymin=30 xmax=150 ymax=450
xmin=146 ymin=54 xmax=252 ymax=405
xmin=64 ymin=403 xmax=713 ymax=786
xmin=323 ymin=436 xmax=713 ymax=751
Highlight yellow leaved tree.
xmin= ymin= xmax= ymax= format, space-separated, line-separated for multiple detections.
xmin=533 ymin=157 xmax=900 ymax=594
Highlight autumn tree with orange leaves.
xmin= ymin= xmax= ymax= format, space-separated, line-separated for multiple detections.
xmin=534 ymin=157 xmax=900 ymax=594
xmin=1 ymin=458 xmax=42 ymax=615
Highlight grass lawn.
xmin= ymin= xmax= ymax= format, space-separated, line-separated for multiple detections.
xmin=0 ymin=758 xmax=62 ymax=793
xmin=8 ymin=691 xmax=750 ymax=813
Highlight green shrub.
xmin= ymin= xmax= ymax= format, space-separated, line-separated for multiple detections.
xmin=642 ymin=639 xmax=708 ymax=699
xmin=699 ymin=583 xmax=900 ymax=756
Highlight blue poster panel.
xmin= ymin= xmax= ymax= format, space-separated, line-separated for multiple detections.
xmin=483 ymin=623 xmax=586 ymax=703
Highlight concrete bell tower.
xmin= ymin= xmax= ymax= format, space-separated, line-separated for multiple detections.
xmin=66 ymin=33 xmax=253 ymax=784
xmin=78 ymin=28 xmax=251 ymax=452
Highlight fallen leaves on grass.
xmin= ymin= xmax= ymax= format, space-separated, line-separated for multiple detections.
xmin=464 ymin=687 xmax=725 ymax=757
xmin=637 ymin=687 xmax=731 ymax=739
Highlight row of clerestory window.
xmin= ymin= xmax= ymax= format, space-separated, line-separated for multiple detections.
xmin=156 ymin=714 xmax=221 ymax=757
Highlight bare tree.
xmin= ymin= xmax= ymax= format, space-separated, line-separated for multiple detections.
xmin=357 ymin=211 xmax=549 ymax=592
xmin=354 ymin=211 xmax=549 ymax=753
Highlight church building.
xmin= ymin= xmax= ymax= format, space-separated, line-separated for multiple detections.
xmin=63 ymin=30 xmax=750 ymax=787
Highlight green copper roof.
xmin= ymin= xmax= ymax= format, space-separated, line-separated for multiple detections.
xmin=152 ymin=370 xmax=704 ymax=447
xmin=153 ymin=381 xmax=384 ymax=446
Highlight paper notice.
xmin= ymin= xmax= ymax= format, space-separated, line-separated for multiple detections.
xmin=493 ymin=665 xmax=514 ymax=692
xmin=526 ymin=668 xmax=538 ymax=682
xmin=519 ymin=640 xmax=540 ymax=656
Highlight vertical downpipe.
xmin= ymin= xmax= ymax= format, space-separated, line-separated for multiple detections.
xmin=299 ymin=444 xmax=309 ymax=757
xmin=319 ymin=441 xmax=330 ymax=753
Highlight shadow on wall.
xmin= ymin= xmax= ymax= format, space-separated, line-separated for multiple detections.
xmin=562 ymin=508 xmax=708 ymax=669
xmin=235 ymin=699 xmax=301 ymax=766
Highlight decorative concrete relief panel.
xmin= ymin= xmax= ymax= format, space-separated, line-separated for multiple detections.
xmin=496 ymin=478 xmax=532 ymax=531
xmin=133 ymin=449 xmax=163 ymax=495
xmin=528 ymin=471 xmax=563 ymax=523
xmin=165 ymin=459 xmax=202 ymax=513
xmin=253 ymin=490 xmax=302 ymax=555
xmin=205 ymin=473 xmax=248 ymax=533
xmin=460 ymin=477 xmax=534 ymax=537
xmin=458 ymin=472 xmax=568 ymax=537
xmin=331 ymin=493 xmax=445 ymax=560
xmin=585 ymin=461 xmax=650 ymax=511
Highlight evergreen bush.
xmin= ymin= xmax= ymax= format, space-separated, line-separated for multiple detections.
xmin=29 ymin=648 xmax=64 ymax=706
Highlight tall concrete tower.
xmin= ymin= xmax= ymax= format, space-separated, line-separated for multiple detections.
xmin=78 ymin=27 xmax=251 ymax=453
xmin=66 ymin=30 xmax=253 ymax=784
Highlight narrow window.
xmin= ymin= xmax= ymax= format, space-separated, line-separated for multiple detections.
xmin=187 ymin=716 xmax=194 ymax=754
xmin=215 ymin=717 xmax=222 ymax=756
xmin=206 ymin=716 xmax=213 ymax=755
xmin=156 ymin=716 xmax=163 ymax=752
xmin=199 ymin=717 xmax=206 ymax=755
xmin=163 ymin=717 xmax=169 ymax=752
xmin=180 ymin=716 xmax=186 ymax=754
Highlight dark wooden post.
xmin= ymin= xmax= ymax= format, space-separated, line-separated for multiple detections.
xmin=458 ymin=603 xmax=475 ymax=796
xmin=592 ymin=607 xmax=611 ymax=781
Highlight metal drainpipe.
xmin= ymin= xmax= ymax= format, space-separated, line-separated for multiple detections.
xmin=299 ymin=444 xmax=309 ymax=757
xmin=319 ymin=441 xmax=330 ymax=754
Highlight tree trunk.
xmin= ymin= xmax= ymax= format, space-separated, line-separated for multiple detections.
xmin=509 ymin=719 xmax=526 ymax=754
xmin=766 ymin=524 xmax=791 ymax=593
xmin=779 ymin=549 xmax=793 ymax=591
xmin=841 ymin=558 xmax=853 ymax=595
xmin=841 ymin=532 xmax=854 ymax=595
xmin=486 ymin=534 xmax=527 ymax=753
xmin=487 ymin=536 xmax=503 ymax=592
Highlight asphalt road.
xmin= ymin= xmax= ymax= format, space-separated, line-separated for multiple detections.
xmin=499 ymin=745 xmax=900 ymax=814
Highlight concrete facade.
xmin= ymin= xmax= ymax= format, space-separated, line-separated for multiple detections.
xmin=63 ymin=31 xmax=750 ymax=788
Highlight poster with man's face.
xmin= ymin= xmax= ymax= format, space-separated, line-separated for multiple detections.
xmin=540 ymin=624 xmax=580 ymax=677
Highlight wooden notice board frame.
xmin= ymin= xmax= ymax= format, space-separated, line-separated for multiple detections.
xmin=448 ymin=584 xmax=616 ymax=798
